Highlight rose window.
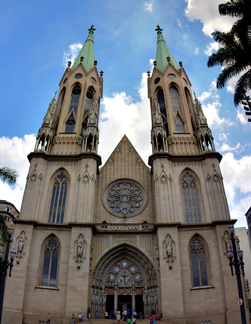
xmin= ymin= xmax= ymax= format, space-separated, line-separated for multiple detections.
xmin=113 ymin=266 xmax=121 ymax=273
xmin=129 ymin=266 xmax=137 ymax=273
xmin=121 ymin=260 xmax=129 ymax=268
xmin=103 ymin=179 xmax=148 ymax=217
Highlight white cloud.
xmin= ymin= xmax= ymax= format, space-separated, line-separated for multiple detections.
xmin=198 ymin=80 xmax=231 ymax=127
xmin=220 ymin=142 xmax=240 ymax=152
xmin=63 ymin=43 xmax=82 ymax=68
xmin=144 ymin=1 xmax=153 ymax=12
xmin=99 ymin=71 xmax=151 ymax=165
xmin=177 ymin=19 xmax=182 ymax=28
xmin=194 ymin=47 xmax=199 ymax=55
xmin=182 ymin=34 xmax=189 ymax=39
xmin=221 ymin=152 xmax=251 ymax=226
xmin=237 ymin=108 xmax=248 ymax=125
xmin=0 ymin=135 xmax=36 ymax=211
xmin=204 ymin=41 xmax=220 ymax=56
xmin=184 ymin=0 xmax=236 ymax=37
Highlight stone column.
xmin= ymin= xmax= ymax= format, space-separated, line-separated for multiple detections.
xmin=132 ymin=287 xmax=135 ymax=312
xmin=114 ymin=287 xmax=118 ymax=313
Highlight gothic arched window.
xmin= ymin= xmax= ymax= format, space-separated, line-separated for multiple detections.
xmin=157 ymin=88 xmax=169 ymax=136
xmin=182 ymin=172 xmax=201 ymax=223
xmin=190 ymin=237 xmax=208 ymax=287
xmin=41 ymin=237 xmax=59 ymax=287
xmin=185 ymin=88 xmax=192 ymax=114
xmin=169 ymin=85 xmax=182 ymax=115
xmin=59 ymin=87 xmax=66 ymax=113
xmin=48 ymin=172 xmax=68 ymax=224
xmin=68 ymin=84 xmax=81 ymax=115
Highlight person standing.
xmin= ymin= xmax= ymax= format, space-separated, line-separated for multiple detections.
xmin=87 ymin=307 xmax=91 ymax=322
xmin=116 ymin=311 xmax=121 ymax=324
xmin=78 ymin=312 xmax=83 ymax=323
xmin=71 ymin=314 xmax=76 ymax=324
xmin=139 ymin=312 xmax=143 ymax=322
xmin=46 ymin=313 xmax=51 ymax=324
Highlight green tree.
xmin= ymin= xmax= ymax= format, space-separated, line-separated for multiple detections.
xmin=207 ymin=0 xmax=251 ymax=106
xmin=0 ymin=166 xmax=19 ymax=186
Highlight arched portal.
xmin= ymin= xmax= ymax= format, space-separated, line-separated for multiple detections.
xmin=91 ymin=243 xmax=159 ymax=317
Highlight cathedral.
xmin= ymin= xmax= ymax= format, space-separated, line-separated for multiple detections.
xmin=3 ymin=26 xmax=249 ymax=324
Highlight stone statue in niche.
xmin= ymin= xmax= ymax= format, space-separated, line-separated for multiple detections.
xmin=152 ymin=99 xmax=162 ymax=125
xmin=15 ymin=230 xmax=28 ymax=264
xmin=118 ymin=271 xmax=131 ymax=287
xmin=163 ymin=233 xmax=176 ymax=269
xmin=222 ymin=230 xmax=232 ymax=256
xmin=74 ymin=234 xmax=87 ymax=269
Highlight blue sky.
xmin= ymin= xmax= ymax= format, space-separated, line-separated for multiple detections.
xmin=0 ymin=0 xmax=250 ymax=228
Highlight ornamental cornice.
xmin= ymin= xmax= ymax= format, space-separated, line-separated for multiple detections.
xmin=95 ymin=223 xmax=154 ymax=232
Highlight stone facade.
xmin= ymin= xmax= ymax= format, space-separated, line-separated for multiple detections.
xmin=2 ymin=27 xmax=249 ymax=324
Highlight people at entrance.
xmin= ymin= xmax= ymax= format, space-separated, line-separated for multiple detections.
xmin=104 ymin=310 xmax=108 ymax=319
xmin=87 ymin=307 xmax=91 ymax=321
xmin=116 ymin=311 xmax=121 ymax=324
xmin=150 ymin=314 xmax=154 ymax=324
xmin=71 ymin=314 xmax=76 ymax=324
xmin=46 ymin=313 xmax=51 ymax=324
xmin=127 ymin=309 xmax=130 ymax=319
xmin=95 ymin=311 xmax=99 ymax=319
xmin=139 ymin=312 xmax=143 ymax=322
xmin=133 ymin=310 xmax=137 ymax=318
xmin=78 ymin=312 xmax=83 ymax=323
xmin=113 ymin=313 xmax=116 ymax=324
xmin=132 ymin=316 xmax=136 ymax=324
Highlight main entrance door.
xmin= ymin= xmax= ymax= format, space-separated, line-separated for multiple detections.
xmin=91 ymin=243 xmax=158 ymax=317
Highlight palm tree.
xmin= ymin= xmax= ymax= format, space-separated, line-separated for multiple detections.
xmin=0 ymin=166 xmax=19 ymax=186
xmin=207 ymin=0 xmax=251 ymax=106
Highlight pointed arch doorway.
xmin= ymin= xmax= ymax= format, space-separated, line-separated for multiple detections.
xmin=91 ymin=243 xmax=159 ymax=318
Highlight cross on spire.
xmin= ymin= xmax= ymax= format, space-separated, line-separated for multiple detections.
xmin=155 ymin=25 xmax=162 ymax=33
xmin=88 ymin=25 xmax=96 ymax=33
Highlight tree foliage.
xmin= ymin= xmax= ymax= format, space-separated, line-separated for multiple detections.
xmin=207 ymin=0 xmax=251 ymax=106
xmin=0 ymin=166 xmax=19 ymax=186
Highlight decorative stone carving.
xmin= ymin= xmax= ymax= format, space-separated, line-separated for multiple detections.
xmin=74 ymin=234 xmax=87 ymax=269
xmin=163 ymin=234 xmax=176 ymax=268
xmin=222 ymin=230 xmax=232 ymax=256
xmin=95 ymin=222 xmax=154 ymax=232
xmin=15 ymin=230 xmax=28 ymax=264
xmin=117 ymin=271 xmax=132 ymax=286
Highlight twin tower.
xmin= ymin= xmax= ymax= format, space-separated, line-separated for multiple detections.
xmin=3 ymin=26 xmax=244 ymax=324
xmin=35 ymin=25 xmax=214 ymax=158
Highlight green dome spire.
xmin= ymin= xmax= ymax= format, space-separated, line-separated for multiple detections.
xmin=155 ymin=25 xmax=179 ymax=73
xmin=71 ymin=25 xmax=96 ymax=73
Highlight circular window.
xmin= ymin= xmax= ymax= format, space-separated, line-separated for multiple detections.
xmin=87 ymin=89 xmax=93 ymax=99
xmin=75 ymin=73 xmax=83 ymax=79
xmin=102 ymin=179 xmax=148 ymax=218
xmin=90 ymin=77 xmax=96 ymax=84
xmin=168 ymin=74 xmax=176 ymax=79
xmin=154 ymin=77 xmax=160 ymax=84
xmin=63 ymin=78 xmax=68 ymax=84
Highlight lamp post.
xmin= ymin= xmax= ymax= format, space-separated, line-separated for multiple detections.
xmin=0 ymin=227 xmax=16 ymax=324
xmin=227 ymin=225 xmax=247 ymax=324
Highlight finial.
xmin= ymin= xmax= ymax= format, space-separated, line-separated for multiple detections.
xmin=100 ymin=70 xmax=104 ymax=77
xmin=88 ymin=25 xmax=96 ymax=33
xmin=155 ymin=25 xmax=163 ymax=33
xmin=153 ymin=61 xmax=157 ymax=67
xmin=54 ymin=91 xmax=57 ymax=99
xmin=179 ymin=61 xmax=183 ymax=68
xmin=147 ymin=71 xmax=150 ymax=77
xmin=193 ymin=91 xmax=197 ymax=100
xmin=68 ymin=61 xmax=72 ymax=67
xmin=167 ymin=57 xmax=170 ymax=63
xmin=94 ymin=60 xmax=97 ymax=66
xmin=80 ymin=56 xmax=84 ymax=63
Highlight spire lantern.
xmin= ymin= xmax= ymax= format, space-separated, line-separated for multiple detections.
xmin=71 ymin=25 xmax=96 ymax=73
xmin=155 ymin=25 xmax=179 ymax=73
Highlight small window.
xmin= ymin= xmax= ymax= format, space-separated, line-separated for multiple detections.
xmin=75 ymin=73 xmax=83 ymax=79
xmin=87 ymin=89 xmax=93 ymax=99
xmin=154 ymin=77 xmax=160 ymax=84
xmin=65 ymin=114 xmax=76 ymax=133
xmin=90 ymin=77 xmax=96 ymax=84
xmin=41 ymin=238 xmax=59 ymax=287
xmin=168 ymin=74 xmax=176 ymax=79
xmin=5 ymin=207 xmax=11 ymax=213
xmin=4 ymin=216 xmax=9 ymax=222
xmin=11 ymin=221 xmax=13 ymax=225
xmin=63 ymin=78 xmax=68 ymax=84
